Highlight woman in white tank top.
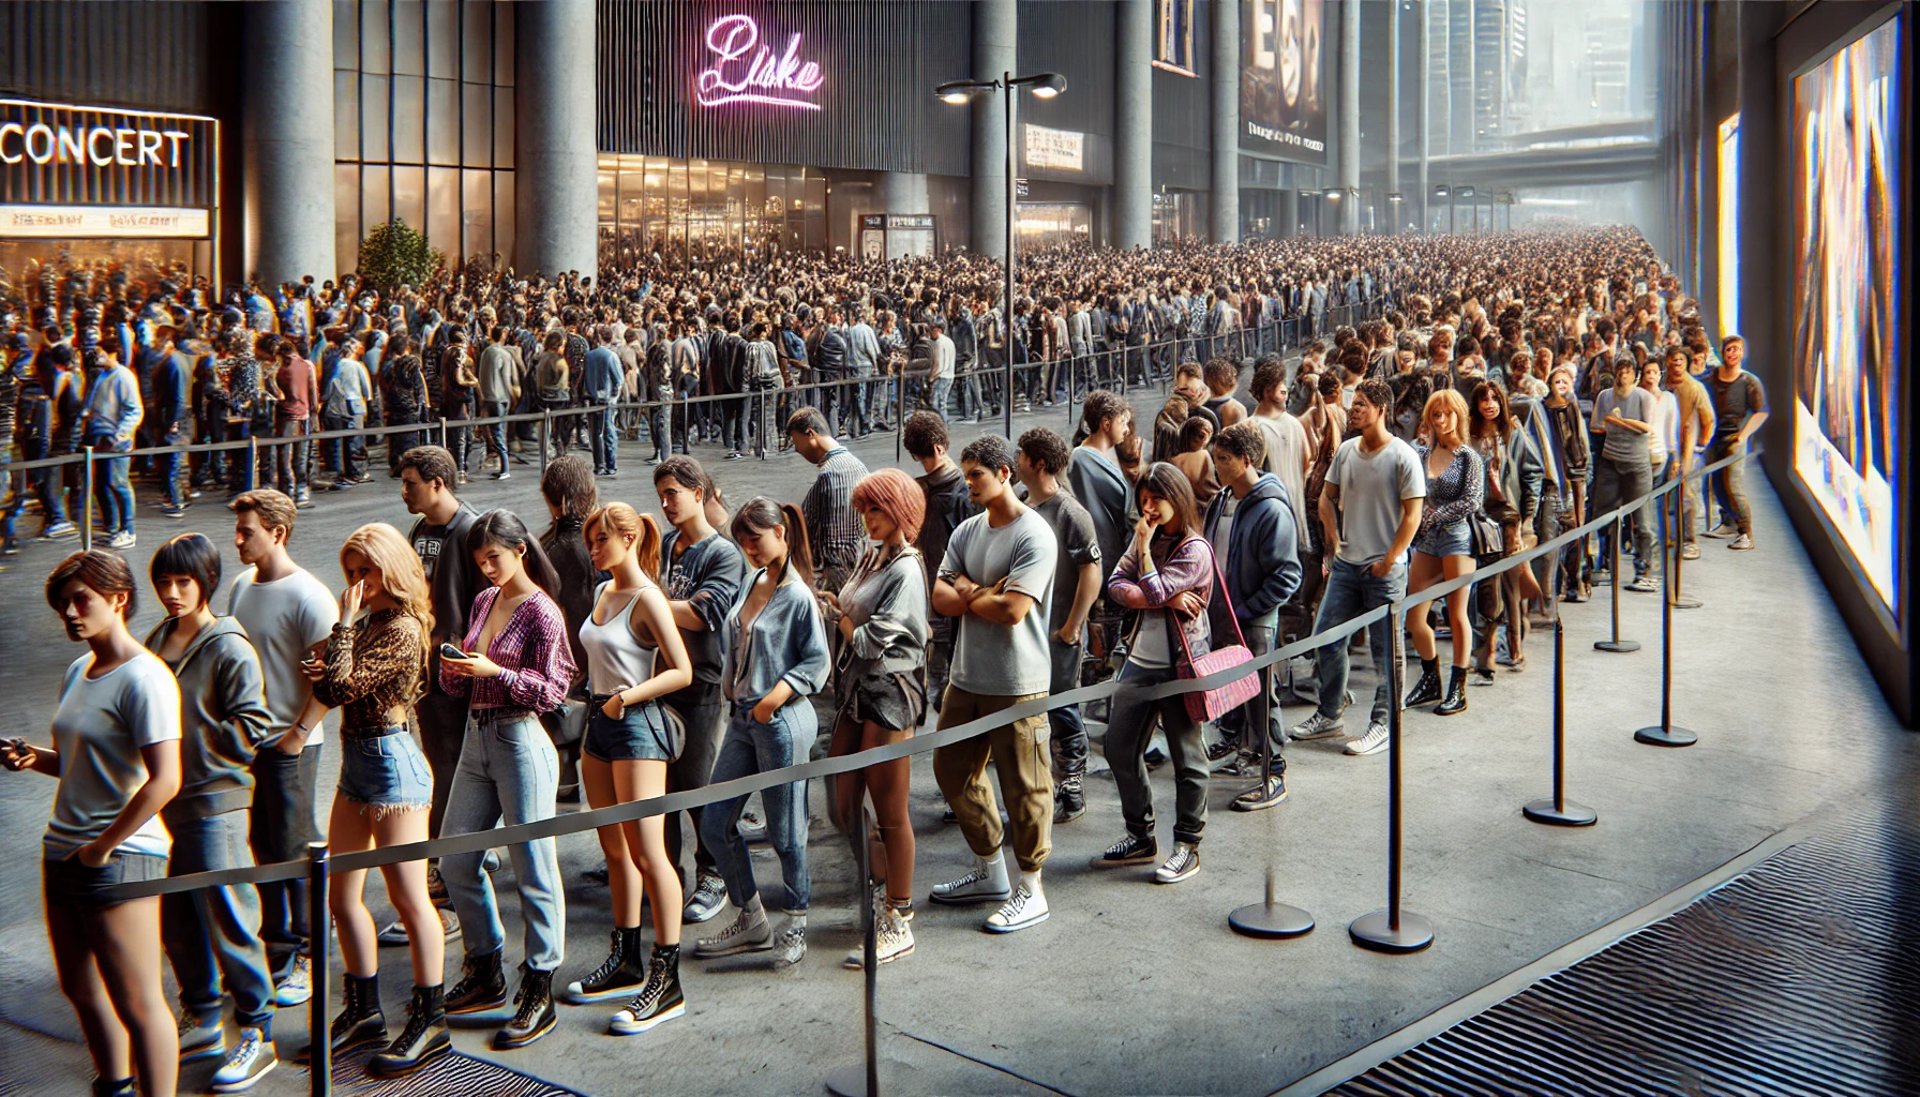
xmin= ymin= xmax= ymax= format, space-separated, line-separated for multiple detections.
xmin=561 ymin=503 xmax=694 ymax=1039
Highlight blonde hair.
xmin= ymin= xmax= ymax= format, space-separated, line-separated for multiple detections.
xmin=1419 ymin=388 xmax=1470 ymax=449
xmin=340 ymin=522 xmax=435 ymax=673
xmin=585 ymin=502 xmax=663 ymax=583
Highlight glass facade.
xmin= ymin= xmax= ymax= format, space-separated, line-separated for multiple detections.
xmin=596 ymin=156 xmax=828 ymax=267
xmin=332 ymin=0 xmax=515 ymax=275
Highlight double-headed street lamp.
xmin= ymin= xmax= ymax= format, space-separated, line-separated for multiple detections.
xmin=937 ymin=71 xmax=1067 ymax=437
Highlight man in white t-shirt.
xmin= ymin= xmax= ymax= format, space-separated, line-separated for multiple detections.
xmin=1289 ymin=379 xmax=1425 ymax=758
xmin=929 ymin=435 xmax=1058 ymax=935
xmin=225 ymin=490 xmax=336 ymax=1005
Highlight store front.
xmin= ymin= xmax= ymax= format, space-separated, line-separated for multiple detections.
xmin=596 ymin=154 xmax=829 ymax=265
xmin=1 ymin=98 xmax=220 ymax=300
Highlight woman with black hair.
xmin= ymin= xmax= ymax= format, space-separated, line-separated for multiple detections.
xmin=436 ymin=509 xmax=577 ymax=1051
xmin=695 ymin=498 xmax=831 ymax=969
xmin=1095 ymin=463 xmax=1218 ymax=886
xmin=145 ymin=534 xmax=279 ymax=1091
xmin=5 ymin=550 xmax=182 ymax=1097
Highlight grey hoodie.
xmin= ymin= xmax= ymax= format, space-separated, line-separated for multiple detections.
xmin=145 ymin=615 xmax=273 ymax=823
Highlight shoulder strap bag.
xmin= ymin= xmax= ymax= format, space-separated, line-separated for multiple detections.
xmin=1165 ymin=538 xmax=1263 ymax=725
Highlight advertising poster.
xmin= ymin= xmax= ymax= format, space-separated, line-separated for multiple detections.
xmin=1790 ymin=15 xmax=1902 ymax=611
xmin=1242 ymin=0 xmax=1328 ymax=163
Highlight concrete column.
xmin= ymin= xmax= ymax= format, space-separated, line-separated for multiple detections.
xmin=1417 ymin=0 xmax=1431 ymax=232
xmin=1279 ymin=188 xmax=1300 ymax=239
xmin=1113 ymin=0 xmax=1153 ymax=250
xmin=1338 ymin=0 xmax=1361 ymax=234
xmin=879 ymin=172 xmax=930 ymax=213
xmin=1209 ymin=0 xmax=1240 ymax=243
xmin=1386 ymin=0 xmax=1401 ymax=230
xmin=243 ymin=0 xmax=335 ymax=285
xmin=515 ymin=0 xmax=598 ymax=279
xmin=972 ymin=0 xmax=1016 ymax=260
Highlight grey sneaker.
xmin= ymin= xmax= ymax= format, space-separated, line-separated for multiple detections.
xmin=682 ymin=871 xmax=728 ymax=924
xmin=210 ymin=1026 xmax=277 ymax=1093
xmin=1288 ymin=712 xmax=1346 ymax=741
xmin=1626 ymin=574 xmax=1659 ymax=593
xmin=693 ymin=905 xmax=772 ymax=958
xmin=1729 ymin=533 xmax=1754 ymax=551
xmin=930 ymin=856 xmax=1012 ymax=905
xmin=770 ymin=925 xmax=807 ymax=969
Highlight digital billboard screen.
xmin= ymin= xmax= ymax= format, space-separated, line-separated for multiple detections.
xmin=1242 ymin=0 xmax=1328 ymax=164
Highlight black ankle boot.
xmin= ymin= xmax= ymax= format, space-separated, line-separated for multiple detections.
xmin=493 ymin=966 xmax=557 ymax=1050
xmin=1404 ymin=657 xmax=1443 ymax=707
xmin=369 ymin=984 xmax=451 ymax=1077
xmin=91 ymin=1077 xmax=135 ymax=1097
xmin=1435 ymin=667 xmax=1470 ymax=716
xmin=295 ymin=971 xmax=386 ymax=1062
xmin=445 ymin=948 xmax=508 ymax=1014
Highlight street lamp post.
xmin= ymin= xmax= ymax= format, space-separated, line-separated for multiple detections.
xmin=938 ymin=71 xmax=1067 ymax=439
xmin=1387 ymin=192 xmax=1404 ymax=234
xmin=1458 ymin=185 xmax=1476 ymax=235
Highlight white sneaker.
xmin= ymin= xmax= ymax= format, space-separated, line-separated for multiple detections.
xmin=272 ymin=954 xmax=311 ymax=1007
xmin=210 ymin=1027 xmax=277 ymax=1093
xmin=693 ymin=905 xmax=772 ymax=958
xmin=929 ymin=855 xmax=1012 ymax=905
xmin=770 ymin=925 xmax=807 ymax=969
xmin=843 ymin=906 xmax=916 ymax=968
xmin=983 ymin=883 xmax=1049 ymax=934
xmin=1345 ymin=721 xmax=1391 ymax=756
xmin=1289 ymin=712 xmax=1346 ymax=741
xmin=1153 ymin=842 xmax=1201 ymax=884
xmin=682 ymin=871 xmax=728 ymax=924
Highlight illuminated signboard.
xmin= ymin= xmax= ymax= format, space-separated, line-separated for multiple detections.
xmin=1025 ymin=125 xmax=1085 ymax=172
xmin=0 ymin=204 xmax=209 ymax=238
xmin=1 ymin=99 xmax=218 ymax=212
xmin=695 ymin=14 xmax=824 ymax=111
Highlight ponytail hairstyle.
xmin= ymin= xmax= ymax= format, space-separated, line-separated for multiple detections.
xmin=466 ymin=508 xmax=563 ymax=598
xmin=585 ymin=501 xmax=664 ymax=584
xmin=730 ymin=496 xmax=815 ymax=589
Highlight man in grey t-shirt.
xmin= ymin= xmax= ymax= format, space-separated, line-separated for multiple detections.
xmin=1290 ymin=380 xmax=1426 ymax=758
xmin=1589 ymin=355 xmax=1658 ymax=580
xmin=928 ymin=435 xmax=1058 ymax=935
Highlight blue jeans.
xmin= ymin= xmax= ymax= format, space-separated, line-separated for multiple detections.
xmin=87 ymin=437 xmax=134 ymax=536
xmin=929 ymin=376 xmax=954 ymax=419
xmin=442 ymin=711 xmax=566 ymax=972
xmin=486 ymin=400 xmax=511 ymax=468
xmin=1046 ymin=639 xmax=1088 ymax=779
xmin=162 ymin=809 xmax=276 ymax=1032
xmin=592 ymin=401 xmax=619 ymax=472
xmin=1313 ymin=557 xmax=1408 ymax=726
xmin=701 ymin=703 xmax=817 ymax=914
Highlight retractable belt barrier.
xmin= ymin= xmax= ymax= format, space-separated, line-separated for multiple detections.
xmin=102 ymin=444 xmax=1757 ymax=904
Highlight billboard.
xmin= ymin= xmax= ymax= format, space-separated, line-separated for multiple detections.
xmin=1242 ymin=0 xmax=1328 ymax=163
xmin=1790 ymin=14 xmax=1903 ymax=611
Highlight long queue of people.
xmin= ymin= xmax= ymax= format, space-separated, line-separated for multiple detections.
xmin=0 ymin=227 xmax=1772 ymax=1097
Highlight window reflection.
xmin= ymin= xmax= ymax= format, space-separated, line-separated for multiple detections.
xmin=596 ymin=155 xmax=830 ymax=266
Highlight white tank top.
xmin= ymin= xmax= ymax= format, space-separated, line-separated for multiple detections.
xmin=579 ymin=581 xmax=658 ymax=696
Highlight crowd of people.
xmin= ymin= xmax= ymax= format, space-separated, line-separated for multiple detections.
xmin=0 ymin=226 xmax=1772 ymax=1097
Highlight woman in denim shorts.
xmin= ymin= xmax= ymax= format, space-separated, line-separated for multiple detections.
xmin=1403 ymin=388 xmax=1485 ymax=718
xmin=6 ymin=550 xmax=183 ymax=1097
xmin=564 ymin=502 xmax=694 ymax=1035
xmin=304 ymin=523 xmax=448 ymax=1076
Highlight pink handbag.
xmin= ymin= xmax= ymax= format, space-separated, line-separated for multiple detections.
xmin=1167 ymin=542 xmax=1262 ymax=724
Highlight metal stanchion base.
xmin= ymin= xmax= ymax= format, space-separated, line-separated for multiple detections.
xmin=1634 ymin=724 xmax=1698 ymax=747
xmin=817 ymin=1068 xmax=890 ymax=1097
xmin=1523 ymin=798 xmax=1598 ymax=826
xmin=1229 ymin=902 xmax=1316 ymax=939
xmin=1348 ymin=910 xmax=1435 ymax=953
xmin=1670 ymin=596 xmax=1704 ymax=610
xmin=1593 ymin=639 xmax=1642 ymax=653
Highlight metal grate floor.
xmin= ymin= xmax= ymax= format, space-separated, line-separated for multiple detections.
xmin=1329 ymin=804 xmax=1920 ymax=1096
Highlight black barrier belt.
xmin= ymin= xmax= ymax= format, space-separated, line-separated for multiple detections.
xmin=110 ymin=432 xmax=1756 ymax=900
xmin=7 ymin=304 xmax=1393 ymax=474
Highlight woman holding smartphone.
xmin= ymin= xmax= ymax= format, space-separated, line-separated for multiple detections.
xmin=436 ymin=511 xmax=576 ymax=1051
xmin=695 ymin=498 xmax=831 ymax=969
xmin=6 ymin=550 xmax=182 ymax=1097
xmin=303 ymin=523 xmax=446 ymax=1078
xmin=564 ymin=502 xmax=694 ymax=1036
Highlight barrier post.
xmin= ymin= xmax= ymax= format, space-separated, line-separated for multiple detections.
xmin=1634 ymin=499 xmax=1698 ymax=747
xmin=438 ymin=416 xmax=449 ymax=451
xmin=308 ymin=841 xmax=331 ymax=1097
xmin=1593 ymin=513 xmax=1641 ymax=654
xmin=538 ymin=411 xmax=551 ymax=475
xmin=825 ymin=807 xmax=885 ymax=1097
xmin=1228 ymin=654 xmax=1315 ymax=939
xmin=1349 ymin=609 xmax=1435 ymax=953
xmin=1523 ymin=617 xmax=1597 ymax=826
xmin=80 ymin=445 xmax=95 ymax=552
xmin=247 ymin=434 xmax=260 ymax=495
xmin=1669 ymin=475 xmax=1702 ymax=610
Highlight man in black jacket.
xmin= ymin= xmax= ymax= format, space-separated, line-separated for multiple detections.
xmin=711 ymin=312 xmax=749 ymax=460
xmin=811 ymin=307 xmax=849 ymax=434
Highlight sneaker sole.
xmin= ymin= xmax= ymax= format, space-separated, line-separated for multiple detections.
xmin=274 ymin=989 xmax=312 ymax=1007
xmin=842 ymin=943 xmax=915 ymax=969
xmin=1346 ymin=740 xmax=1390 ymax=756
xmin=368 ymin=1040 xmax=453 ymax=1078
xmin=210 ymin=1058 xmax=277 ymax=1094
xmin=682 ymin=902 xmax=727 ymax=924
xmin=1232 ymin=789 xmax=1289 ymax=812
xmin=182 ymin=1040 xmax=227 ymax=1064
xmin=693 ymin=938 xmax=774 ymax=958
xmin=1154 ymin=867 xmax=1200 ymax=884
xmin=1089 ymin=853 xmax=1158 ymax=868
xmin=928 ymin=888 xmax=1011 ymax=906
xmin=491 ymin=1012 xmax=557 ymax=1050
xmin=565 ymin=981 xmax=647 ymax=1005
xmin=1289 ymin=728 xmax=1345 ymax=742
xmin=609 ymin=1000 xmax=686 ymax=1035
xmin=445 ymin=994 xmax=510 ymax=1016
xmin=983 ymin=910 xmax=1049 ymax=934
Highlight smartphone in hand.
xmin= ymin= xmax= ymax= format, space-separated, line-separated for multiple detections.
xmin=439 ymin=643 xmax=472 ymax=661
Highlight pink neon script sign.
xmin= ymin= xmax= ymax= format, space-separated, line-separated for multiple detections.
xmin=696 ymin=14 xmax=825 ymax=111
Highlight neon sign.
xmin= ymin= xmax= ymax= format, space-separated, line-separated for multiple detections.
xmin=695 ymin=14 xmax=825 ymax=111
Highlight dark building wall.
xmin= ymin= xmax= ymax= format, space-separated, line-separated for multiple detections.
xmin=595 ymin=0 xmax=972 ymax=176
xmin=1152 ymin=0 xmax=1211 ymax=191
xmin=0 ymin=1 xmax=219 ymax=114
